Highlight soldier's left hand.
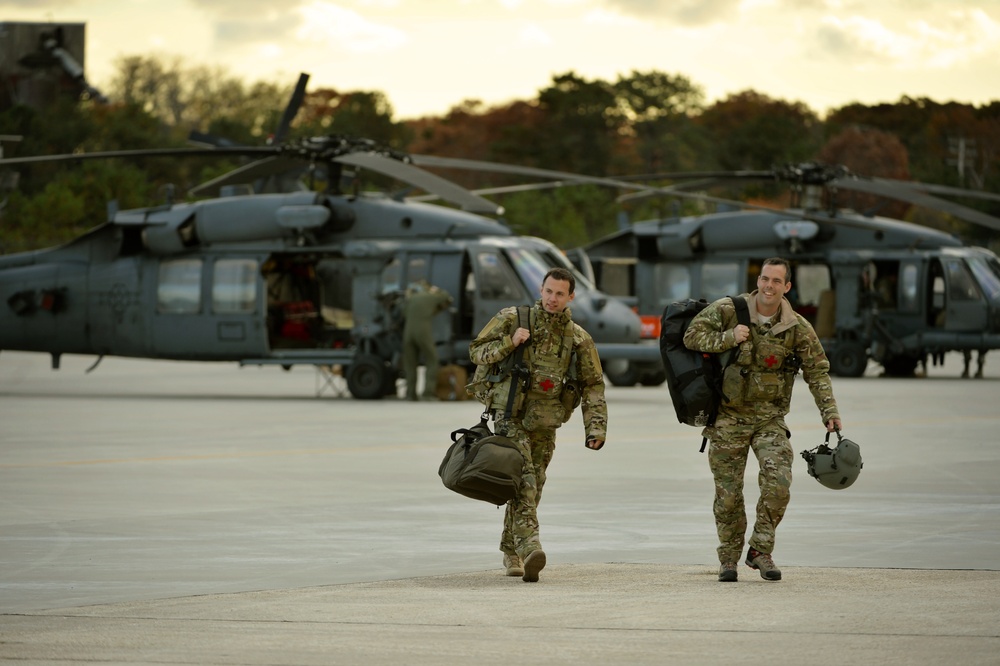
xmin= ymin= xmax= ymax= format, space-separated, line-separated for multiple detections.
xmin=826 ymin=418 xmax=842 ymax=432
xmin=585 ymin=437 xmax=605 ymax=451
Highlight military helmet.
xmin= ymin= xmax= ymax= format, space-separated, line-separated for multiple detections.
xmin=800 ymin=431 xmax=863 ymax=490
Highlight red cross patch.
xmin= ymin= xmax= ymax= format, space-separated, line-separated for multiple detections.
xmin=539 ymin=378 xmax=555 ymax=392
xmin=765 ymin=355 xmax=779 ymax=368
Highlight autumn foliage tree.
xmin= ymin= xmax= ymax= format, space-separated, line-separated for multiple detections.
xmin=818 ymin=125 xmax=911 ymax=219
xmin=3 ymin=56 xmax=999 ymax=254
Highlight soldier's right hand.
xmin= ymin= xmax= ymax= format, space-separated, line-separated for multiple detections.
xmin=733 ymin=324 xmax=750 ymax=344
xmin=512 ymin=327 xmax=531 ymax=347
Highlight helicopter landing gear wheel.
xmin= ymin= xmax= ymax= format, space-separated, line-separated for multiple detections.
xmin=604 ymin=360 xmax=639 ymax=387
xmin=831 ymin=341 xmax=868 ymax=377
xmin=347 ymin=354 xmax=390 ymax=400
xmin=639 ymin=367 xmax=667 ymax=386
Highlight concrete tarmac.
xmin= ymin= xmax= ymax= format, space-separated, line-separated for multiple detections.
xmin=1 ymin=351 xmax=999 ymax=664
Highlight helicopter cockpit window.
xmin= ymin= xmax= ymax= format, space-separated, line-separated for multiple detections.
xmin=656 ymin=264 xmax=691 ymax=305
xmin=474 ymin=252 xmax=522 ymax=300
xmin=381 ymin=258 xmax=402 ymax=294
xmin=791 ymin=264 xmax=831 ymax=309
xmin=157 ymin=259 xmax=202 ymax=314
xmin=702 ymin=262 xmax=740 ymax=301
xmin=506 ymin=247 xmax=550 ymax=292
xmin=536 ymin=248 xmax=596 ymax=290
xmin=212 ymin=259 xmax=258 ymax=314
xmin=945 ymin=260 xmax=982 ymax=301
xmin=405 ymin=257 xmax=429 ymax=286
xmin=967 ymin=256 xmax=1000 ymax=300
xmin=900 ymin=264 xmax=919 ymax=311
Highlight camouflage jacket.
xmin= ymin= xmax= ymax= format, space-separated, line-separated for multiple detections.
xmin=683 ymin=291 xmax=840 ymax=427
xmin=469 ymin=300 xmax=608 ymax=440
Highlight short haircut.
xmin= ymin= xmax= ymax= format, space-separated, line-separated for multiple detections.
xmin=762 ymin=257 xmax=791 ymax=283
xmin=543 ymin=267 xmax=576 ymax=294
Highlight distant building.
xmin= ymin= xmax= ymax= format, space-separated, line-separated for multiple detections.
xmin=0 ymin=21 xmax=105 ymax=111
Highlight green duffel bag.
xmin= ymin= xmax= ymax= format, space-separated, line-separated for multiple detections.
xmin=439 ymin=418 xmax=524 ymax=506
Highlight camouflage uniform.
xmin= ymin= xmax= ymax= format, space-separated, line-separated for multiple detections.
xmin=469 ymin=300 xmax=607 ymax=561
xmin=683 ymin=292 xmax=839 ymax=564
xmin=402 ymin=284 xmax=453 ymax=400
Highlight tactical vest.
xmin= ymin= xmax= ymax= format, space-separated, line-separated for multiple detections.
xmin=475 ymin=307 xmax=578 ymax=427
xmin=722 ymin=322 xmax=800 ymax=407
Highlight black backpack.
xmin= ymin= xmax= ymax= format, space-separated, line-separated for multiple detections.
xmin=659 ymin=296 xmax=750 ymax=451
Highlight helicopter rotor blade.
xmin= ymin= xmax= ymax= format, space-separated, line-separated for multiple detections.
xmin=595 ymin=164 xmax=1000 ymax=232
xmin=412 ymin=155 xmax=969 ymax=233
xmin=616 ymin=178 xmax=737 ymax=204
xmin=872 ymin=178 xmax=1000 ymax=204
xmin=187 ymin=156 xmax=306 ymax=196
xmin=831 ymin=177 xmax=1000 ymax=232
xmin=410 ymin=154 xmax=787 ymax=216
xmin=407 ymin=180 xmax=574 ymax=203
xmin=0 ymin=146 xmax=277 ymax=167
xmin=270 ymin=72 xmax=310 ymax=146
xmin=335 ymin=152 xmax=502 ymax=215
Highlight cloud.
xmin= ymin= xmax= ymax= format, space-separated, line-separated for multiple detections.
xmin=190 ymin=0 xmax=296 ymax=14
xmin=814 ymin=8 xmax=1000 ymax=69
xmin=195 ymin=1 xmax=407 ymax=54
xmin=296 ymin=2 xmax=408 ymax=52
xmin=599 ymin=0 xmax=742 ymax=26
xmin=519 ymin=22 xmax=552 ymax=46
xmin=0 ymin=0 xmax=72 ymax=6
xmin=214 ymin=15 xmax=302 ymax=47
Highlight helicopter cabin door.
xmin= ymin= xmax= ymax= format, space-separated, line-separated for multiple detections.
xmin=398 ymin=250 xmax=465 ymax=362
xmin=150 ymin=256 xmax=267 ymax=360
xmin=936 ymin=257 xmax=987 ymax=332
xmin=468 ymin=248 xmax=531 ymax=333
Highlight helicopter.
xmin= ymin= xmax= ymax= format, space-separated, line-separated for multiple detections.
xmin=574 ymin=163 xmax=1000 ymax=380
xmin=0 ymin=107 xmax=652 ymax=398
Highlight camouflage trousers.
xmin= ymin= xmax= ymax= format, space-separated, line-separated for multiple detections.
xmin=496 ymin=418 xmax=556 ymax=559
xmin=706 ymin=418 xmax=793 ymax=563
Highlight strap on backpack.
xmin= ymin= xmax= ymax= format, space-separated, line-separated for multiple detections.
xmin=700 ymin=295 xmax=752 ymax=453
xmin=500 ymin=306 xmax=532 ymax=432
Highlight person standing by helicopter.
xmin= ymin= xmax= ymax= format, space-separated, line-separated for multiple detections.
xmin=468 ymin=267 xmax=607 ymax=583
xmin=401 ymin=280 xmax=453 ymax=401
xmin=962 ymin=349 xmax=987 ymax=378
xmin=683 ymin=257 xmax=842 ymax=583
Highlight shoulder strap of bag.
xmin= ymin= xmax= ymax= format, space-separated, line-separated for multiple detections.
xmin=502 ymin=306 xmax=532 ymax=422
xmin=732 ymin=295 xmax=751 ymax=328
xmin=701 ymin=296 xmax=753 ymax=454
xmin=726 ymin=295 xmax=752 ymax=366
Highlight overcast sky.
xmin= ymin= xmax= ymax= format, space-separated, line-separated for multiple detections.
xmin=7 ymin=0 xmax=1000 ymax=119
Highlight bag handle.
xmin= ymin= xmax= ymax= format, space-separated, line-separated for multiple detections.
xmin=451 ymin=417 xmax=493 ymax=442
xmin=824 ymin=429 xmax=844 ymax=446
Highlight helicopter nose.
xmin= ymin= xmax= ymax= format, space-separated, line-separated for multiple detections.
xmin=575 ymin=293 xmax=640 ymax=344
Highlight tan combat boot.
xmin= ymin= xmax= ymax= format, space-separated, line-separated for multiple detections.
xmin=503 ymin=553 xmax=523 ymax=577
xmin=745 ymin=547 xmax=782 ymax=581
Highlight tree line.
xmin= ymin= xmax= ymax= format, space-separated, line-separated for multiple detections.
xmin=1 ymin=55 xmax=998 ymax=254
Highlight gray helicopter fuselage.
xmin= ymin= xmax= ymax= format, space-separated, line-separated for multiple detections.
xmin=0 ymin=191 xmax=649 ymax=394
xmin=583 ymin=208 xmax=1000 ymax=377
